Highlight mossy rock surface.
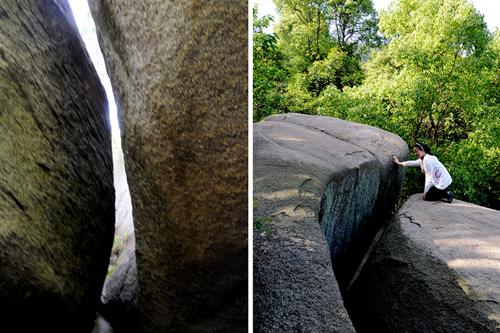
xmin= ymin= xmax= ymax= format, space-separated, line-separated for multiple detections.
xmin=0 ymin=1 xmax=114 ymax=331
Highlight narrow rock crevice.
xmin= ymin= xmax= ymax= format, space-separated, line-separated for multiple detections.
xmin=318 ymin=166 xmax=381 ymax=290
xmin=67 ymin=2 xmax=137 ymax=331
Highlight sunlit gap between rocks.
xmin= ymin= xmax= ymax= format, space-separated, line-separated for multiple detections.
xmin=67 ymin=0 xmax=135 ymax=278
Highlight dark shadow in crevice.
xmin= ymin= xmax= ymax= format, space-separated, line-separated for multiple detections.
xmin=343 ymin=220 xmax=498 ymax=332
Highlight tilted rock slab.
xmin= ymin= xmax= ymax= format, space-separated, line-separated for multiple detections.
xmin=254 ymin=113 xmax=407 ymax=332
xmin=348 ymin=194 xmax=500 ymax=332
xmin=0 ymin=1 xmax=114 ymax=331
xmin=89 ymin=1 xmax=248 ymax=331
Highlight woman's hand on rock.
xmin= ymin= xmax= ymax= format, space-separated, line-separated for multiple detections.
xmin=393 ymin=156 xmax=402 ymax=165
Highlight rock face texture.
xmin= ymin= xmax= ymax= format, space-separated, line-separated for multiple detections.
xmin=89 ymin=1 xmax=248 ymax=332
xmin=0 ymin=1 xmax=114 ymax=332
xmin=254 ymin=113 xmax=408 ymax=332
xmin=347 ymin=194 xmax=500 ymax=332
xmin=100 ymin=249 xmax=138 ymax=333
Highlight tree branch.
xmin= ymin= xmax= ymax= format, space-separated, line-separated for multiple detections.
xmin=293 ymin=4 xmax=308 ymax=24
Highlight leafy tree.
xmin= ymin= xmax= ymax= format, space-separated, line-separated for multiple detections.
xmin=275 ymin=0 xmax=381 ymax=66
xmin=253 ymin=6 xmax=289 ymax=121
xmin=306 ymin=47 xmax=364 ymax=96
xmin=325 ymin=0 xmax=382 ymax=55
xmin=318 ymin=0 xmax=499 ymax=206
xmin=274 ymin=0 xmax=380 ymax=103
xmin=253 ymin=0 xmax=498 ymax=207
xmin=362 ymin=0 xmax=490 ymax=142
xmin=274 ymin=0 xmax=333 ymax=72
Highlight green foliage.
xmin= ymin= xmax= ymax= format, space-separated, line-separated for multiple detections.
xmin=283 ymin=72 xmax=316 ymax=113
xmin=366 ymin=0 xmax=490 ymax=141
xmin=443 ymin=120 xmax=499 ymax=207
xmin=325 ymin=0 xmax=382 ymax=54
xmin=253 ymin=1 xmax=382 ymax=119
xmin=253 ymin=0 xmax=499 ymax=207
xmin=274 ymin=0 xmax=334 ymax=71
xmin=351 ymin=0 xmax=499 ymax=207
xmin=253 ymin=6 xmax=290 ymax=121
xmin=275 ymin=0 xmax=381 ymax=67
xmin=306 ymin=47 xmax=364 ymax=96
xmin=272 ymin=0 xmax=380 ymax=109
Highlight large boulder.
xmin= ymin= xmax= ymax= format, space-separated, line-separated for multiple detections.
xmin=88 ymin=1 xmax=248 ymax=331
xmin=254 ymin=113 xmax=408 ymax=332
xmin=347 ymin=194 xmax=500 ymax=332
xmin=0 ymin=1 xmax=114 ymax=331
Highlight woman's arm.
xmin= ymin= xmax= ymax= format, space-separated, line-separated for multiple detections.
xmin=423 ymin=158 xmax=434 ymax=197
xmin=393 ymin=156 xmax=420 ymax=167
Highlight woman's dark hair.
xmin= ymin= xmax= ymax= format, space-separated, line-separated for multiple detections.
xmin=414 ymin=142 xmax=431 ymax=154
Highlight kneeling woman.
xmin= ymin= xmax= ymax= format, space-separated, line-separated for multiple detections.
xmin=393 ymin=143 xmax=453 ymax=202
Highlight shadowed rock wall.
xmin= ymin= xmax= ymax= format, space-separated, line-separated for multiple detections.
xmin=0 ymin=1 xmax=115 ymax=331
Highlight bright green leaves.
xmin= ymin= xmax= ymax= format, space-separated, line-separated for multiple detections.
xmin=268 ymin=0 xmax=381 ymax=115
xmin=348 ymin=0 xmax=498 ymax=206
xmin=362 ymin=0 xmax=491 ymax=142
xmin=253 ymin=6 xmax=290 ymax=121
xmin=252 ymin=0 xmax=499 ymax=206
xmin=326 ymin=0 xmax=382 ymax=53
xmin=275 ymin=0 xmax=334 ymax=71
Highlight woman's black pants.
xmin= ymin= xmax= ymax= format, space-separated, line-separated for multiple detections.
xmin=425 ymin=185 xmax=450 ymax=201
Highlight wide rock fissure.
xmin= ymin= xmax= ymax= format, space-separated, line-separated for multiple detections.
xmin=254 ymin=113 xmax=408 ymax=332
xmin=319 ymin=164 xmax=381 ymax=289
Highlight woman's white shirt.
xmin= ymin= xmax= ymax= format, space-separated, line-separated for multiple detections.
xmin=401 ymin=154 xmax=452 ymax=193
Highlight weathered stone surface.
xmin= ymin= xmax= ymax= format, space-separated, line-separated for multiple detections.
xmin=254 ymin=113 xmax=408 ymax=332
xmin=100 ymin=248 xmax=138 ymax=333
xmin=254 ymin=219 xmax=356 ymax=333
xmin=347 ymin=194 xmax=500 ymax=332
xmin=89 ymin=1 xmax=248 ymax=331
xmin=0 ymin=1 xmax=114 ymax=331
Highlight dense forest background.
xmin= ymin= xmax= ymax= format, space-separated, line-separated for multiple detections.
xmin=253 ymin=0 xmax=499 ymax=208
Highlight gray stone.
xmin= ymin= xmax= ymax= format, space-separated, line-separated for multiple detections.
xmin=93 ymin=315 xmax=114 ymax=333
xmin=100 ymin=249 xmax=138 ymax=333
xmin=0 ymin=1 xmax=114 ymax=331
xmin=347 ymin=194 xmax=500 ymax=332
xmin=254 ymin=113 xmax=408 ymax=332
xmin=88 ymin=1 xmax=248 ymax=331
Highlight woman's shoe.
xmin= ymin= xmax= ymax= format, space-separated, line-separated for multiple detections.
xmin=446 ymin=191 xmax=453 ymax=203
